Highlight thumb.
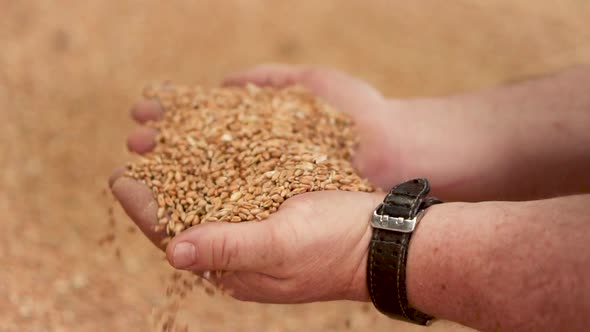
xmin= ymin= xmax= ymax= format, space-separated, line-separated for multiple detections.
xmin=166 ymin=220 xmax=282 ymax=273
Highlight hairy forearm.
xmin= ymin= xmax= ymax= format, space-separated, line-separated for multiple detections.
xmin=406 ymin=194 xmax=590 ymax=332
xmin=392 ymin=66 xmax=590 ymax=201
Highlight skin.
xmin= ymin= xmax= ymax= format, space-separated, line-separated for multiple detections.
xmin=110 ymin=64 xmax=590 ymax=332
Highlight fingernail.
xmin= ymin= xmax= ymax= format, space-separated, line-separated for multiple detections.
xmin=172 ymin=242 xmax=195 ymax=268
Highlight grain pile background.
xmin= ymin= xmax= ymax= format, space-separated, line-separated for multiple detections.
xmin=2 ymin=1 xmax=590 ymax=331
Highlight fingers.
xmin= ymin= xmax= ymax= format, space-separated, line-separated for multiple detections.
xmin=222 ymin=64 xmax=384 ymax=116
xmin=166 ymin=219 xmax=283 ymax=273
xmin=111 ymin=176 xmax=168 ymax=249
xmin=110 ymin=99 xmax=165 ymax=248
xmin=126 ymin=99 xmax=163 ymax=154
xmin=130 ymin=99 xmax=164 ymax=123
xmin=126 ymin=127 xmax=158 ymax=154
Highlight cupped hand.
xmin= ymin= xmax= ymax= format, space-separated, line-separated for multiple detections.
xmin=224 ymin=64 xmax=404 ymax=188
xmin=109 ymin=64 xmax=400 ymax=302
xmin=111 ymin=177 xmax=380 ymax=304
xmin=169 ymin=190 xmax=381 ymax=303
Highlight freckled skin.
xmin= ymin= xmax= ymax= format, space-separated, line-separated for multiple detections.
xmin=409 ymin=197 xmax=590 ymax=332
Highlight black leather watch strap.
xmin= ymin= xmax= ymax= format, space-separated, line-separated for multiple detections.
xmin=367 ymin=178 xmax=441 ymax=325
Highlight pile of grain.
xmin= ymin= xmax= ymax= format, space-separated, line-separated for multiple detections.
xmin=125 ymin=83 xmax=374 ymax=239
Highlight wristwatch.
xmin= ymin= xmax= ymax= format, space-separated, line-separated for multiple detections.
xmin=367 ymin=178 xmax=442 ymax=325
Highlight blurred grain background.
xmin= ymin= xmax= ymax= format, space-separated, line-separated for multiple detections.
xmin=1 ymin=1 xmax=589 ymax=331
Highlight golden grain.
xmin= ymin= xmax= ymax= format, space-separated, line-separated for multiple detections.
xmin=125 ymin=84 xmax=374 ymax=238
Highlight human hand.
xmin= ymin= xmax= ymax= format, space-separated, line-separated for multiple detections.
xmin=220 ymin=65 xmax=491 ymax=200
xmin=167 ymin=190 xmax=382 ymax=303
xmin=112 ymin=170 xmax=380 ymax=303
xmin=223 ymin=64 xmax=403 ymax=188
xmin=109 ymin=67 xmax=389 ymax=302
xmin=111 ymin=172 xmax=381 ymax=303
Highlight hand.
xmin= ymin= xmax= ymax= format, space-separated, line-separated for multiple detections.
xmin=110 ymin=179 xmax=380 ymax=303
xmin=109 ymin=64 xmax=393 ymax=302
xmin=112 ymin=173 xmax=380 ymax=303
xmin=168 ymin=191 xmax=381 ymax=303
xmin=223 ymin=64 xmax=404 ymax=188
xmin=220 ymin=65 xmax=501 ymax=200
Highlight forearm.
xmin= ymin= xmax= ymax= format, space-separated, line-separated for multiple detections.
xmin=406 ymin=194 xmax=590 ymax=332
xmin=392 ymin=66 xmax=590 ymax=201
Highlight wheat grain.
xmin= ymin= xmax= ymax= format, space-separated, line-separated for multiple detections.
xmin=125 ymin=83 xmax=374 ymax=239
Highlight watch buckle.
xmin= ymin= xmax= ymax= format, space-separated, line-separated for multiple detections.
xmin=371 ymin=204 xmax=425 ymax=233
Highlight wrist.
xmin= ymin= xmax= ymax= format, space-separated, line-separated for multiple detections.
xmin=379 ymin=98 xmax=454 ymax=186
xmin=365 ymin=178 xmax=442 ymax=325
